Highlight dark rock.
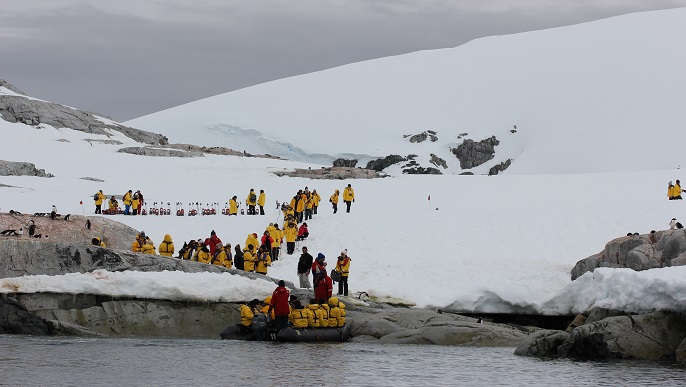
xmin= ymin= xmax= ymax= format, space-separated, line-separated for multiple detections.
xmin=429 ymin=154 xmax=447 ymax=169
xmin=488 ymin=159 xmax=512 ymax=175
xmin=402 ymin=166 xmax=442 ymax=175
xmin=333 ymin=158 xmax=358 ymax=168
xmin=459 ymin=172 xmax=474 ymax=175
xmin=406 ymin=131 xmax=438 ymax=143
xmin=0 ymin=297 xmax=51 ymax=335
xmin=365 ymin=155 xmax=406 ymax=171
xmin=452 ymin=136 xmax=499 ymax=169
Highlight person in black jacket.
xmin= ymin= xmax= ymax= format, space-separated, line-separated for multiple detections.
xmin=297 ymin=246 xmax=313 ymax=289
xmin=234 ymin=244 xmax=245 ymax=270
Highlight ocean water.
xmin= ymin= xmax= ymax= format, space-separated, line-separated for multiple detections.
xmin=1 ymin=336 xmax=684 ymax=386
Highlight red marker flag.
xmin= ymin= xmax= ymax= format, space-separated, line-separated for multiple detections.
xmin=80 ymin=201 xmax=83 ymax=205
xmin=428 ymin=195 xmax=430 ymax=201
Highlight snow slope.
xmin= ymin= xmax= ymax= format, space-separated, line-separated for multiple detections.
xmin=127 ymin=8 xmax=686 ymax=175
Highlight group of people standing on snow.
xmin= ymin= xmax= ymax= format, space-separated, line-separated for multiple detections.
xmin=92 ymin=184 xmax=356 ymax=216
xmin=668 ymin=180 xmax=683 ymax=200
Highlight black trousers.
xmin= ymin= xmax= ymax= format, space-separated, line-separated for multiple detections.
xmin=338 ymin=276 xmax=348 ymax=296
xmin=95 ymin=205 xmax=101 ymax=214
xmin=332 ymin=203 xmax=337 ymax=213
xmin=260 ymin=206 xmax=265 ymax=215
xmin=345 ymin=201 xmax=351 ymax=213
xmin=287 ymin=242 xmax=295 ymax=255
xmin=271 ymin=247 xmax=280 ymax=261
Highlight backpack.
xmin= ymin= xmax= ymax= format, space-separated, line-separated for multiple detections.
xmin=250 ymin=193 xmax=256 ymax=202
xmin=93 ymin=193 xmax=99 ymax=200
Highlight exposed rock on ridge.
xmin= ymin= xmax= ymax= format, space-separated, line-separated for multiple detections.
xmin=452 ymin=136 xmax=499 ymax=169
xmin=0 ymin=80 xmax=167 ymax=146
xmin=0 ymin=160 xmax=54 ymax=178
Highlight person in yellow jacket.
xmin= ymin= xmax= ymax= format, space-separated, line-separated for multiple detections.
xmin=243 ymin=244 xmax=256 ymax=272
xmin=222 ymin=243 xmax=233 ymax=269
xmin=343 ymin=184 xmax=355 ymax=213
xmin=91 ymin=237 xmax=106 ymax=248
xmin=245 ymin=233 xmax=260 ymax=252
xmin=284 ymin=222 xmax=298 ymax=255
xmin=271 ymin=224 xmax=282 ymax=261
xmin=229 ymin=196 xmax=238 ymax=215
xmin=335 ymin=249 xmax=351 ymax=296
xmin=246 ymin=189 xmax=257 ymax=215
xmin=123 ymin=190 xmax=133 ymax=215
xmin=194 ymin=243 xmax=211 ymax=264
xmin=295 ymin=194 xmax=305 ymax=222
xmin=255 ymin=246 xmax=272 ymax=275
xmin=131 ymin=232 xmax=146 ymax=252
xmin=307 ymin=299 xmax=324 ymax=327
xmin=159 ymin=234 xmax=175 ymax=257
xmin=211 ymin=243 xmax=228 ymax=267
xmin=330 ymin=190 xmax=339 ymax=214
xmin=141 ymin=238 xmax=156 ymax=255
xmin=182 ymin=240 xmax=198 ymax=260
xmin=328 ymin=297 xmax=346 ymax=327
xmin=261 ymin=296 xmax=276 ymax=320
xmin=288 ymin=300 xmax=312 ymax=328
xmin=311 ymin=190 xmax=321 ymax=215
xmin=94 ymin=190 xmax=106 ymax=214
xmin=240 ymin=299 xmax=261 ymax=330
xmin=258 ymin=190 xmax=266 ymax=215
xmin=318 ymin=299 xmax=331 ymax=327
xmin=108 ymin=196 xmax=119 ymax=213
xmin=131 ymin=194 xmax=140 ymax=216
xmin=675 ymin=179 xmax=683 ymax=200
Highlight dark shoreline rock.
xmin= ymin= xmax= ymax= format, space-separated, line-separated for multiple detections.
xmin=452 ymin=136 xmax=499 ymax=169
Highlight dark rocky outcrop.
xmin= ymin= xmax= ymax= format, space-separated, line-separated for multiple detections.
xmin=117 ymin=147 xmax=203 ymax=158
xmin=0 ymin=80 xmax=167 ymax=145
xmin=452 ymin=136 xmax=499 ymax=169
xmin=403 ymin=166 xmax=442 ymax=175
xmin=0 ymin=160 xmax=54 ymax=178
xmin=0 ymin=297 xmax=51 ymax=335
xmin=570 ymin=230 xmax=683 ymax=280
xmin=488 ymin=159 xmax=512 ymax=176
xmin=365 ymin=155 xmax=406 ymax=171
xmin=515 ymin=311 xmax=686 ymax=361
xmin=429 ymin=154 xmax=447 ymax=169
xmin=333 ymin=158 xmax=358 ymax=168
xmin=166 ymin=144 xmax=281 ymax=159
xmin=273 ymin=167 xmax=385 ymax=180
xmin=404 ymin=130 xmax=438 ymax=143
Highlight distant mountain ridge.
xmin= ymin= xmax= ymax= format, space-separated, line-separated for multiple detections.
xmin=127 ymin=8 xmax=686 ymax=175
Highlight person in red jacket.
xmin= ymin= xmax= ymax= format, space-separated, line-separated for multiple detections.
xmin=261 ymin=230 xmax=274 ymax=251
xmin=312 ymin=253 xmax=327 ymax=283
xmin=268 ymin=280 xmax=291 ymax=331
xmin=205 ymin=230 xmax=222 ymax=256
xmin=297 ymin=222 xmax=309 ymax=241
xmin=314 ymin=271 xmax=333 ymax=302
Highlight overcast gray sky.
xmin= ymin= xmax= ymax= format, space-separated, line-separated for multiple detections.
xmin=2 ymin=0 xmax=685 ymax=121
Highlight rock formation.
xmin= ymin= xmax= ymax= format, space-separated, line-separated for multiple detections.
xmin=117 ymin=147 xmax=203 ymax=158
xmin=0 ymin=80 xmax=167 ymax=145
xmin=488 ymin=159 xmax=512 ymax=176
xmin=350 ymin=308 xmax=527 ymax=346
xmin=429 ymin=154 xmax=448 ymax=169
xmin=333 ymin=158 xmax=358 ymax=168
xmin=404 ymin=130 xmax=438 ymax=143
xmin=0 ymin=160 xmax=54 ymax=178
xmin=365 ymin=155 xmax=406 ymax=171
xmin=515 ymin=310 xmax=686 ymax=361
xmin=273 ymin=167 xmax=385 ymax=180
xmin=452 ymin=136 xmax=499 ymax=169
xmin=0 ymin=297 xmax=51 ymax=335
xmin=570 ymin=230 xmax=686 ymax=280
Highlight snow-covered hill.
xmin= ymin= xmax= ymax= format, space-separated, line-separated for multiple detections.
xmin=127 ymin=8 xmax=686 ymax=175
